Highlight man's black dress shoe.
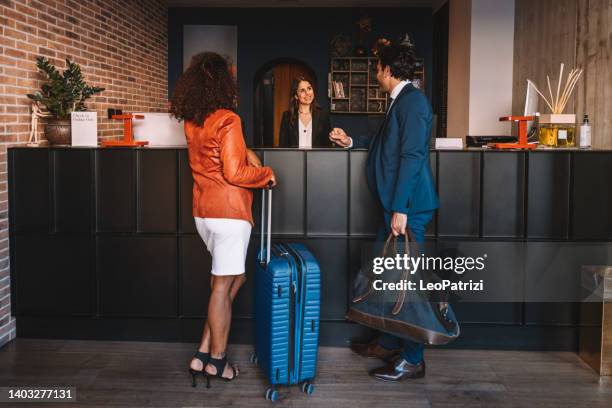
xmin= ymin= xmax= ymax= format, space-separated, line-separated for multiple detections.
xmin=350 ymin=339 xmax=401 ymax=362
xmin=370 ymin=358 xmax=426 ymax=381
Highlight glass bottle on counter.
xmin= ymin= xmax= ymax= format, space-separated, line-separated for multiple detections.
xmin=579 ymin=114 xmax=591 ymax=148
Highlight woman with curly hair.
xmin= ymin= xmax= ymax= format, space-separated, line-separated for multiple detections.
xmin=170 ymin=52 xmax=276 ymax=387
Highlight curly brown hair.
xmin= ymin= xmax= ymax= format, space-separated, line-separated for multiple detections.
xmin=170 ymin=52 xmax=238 ymax=126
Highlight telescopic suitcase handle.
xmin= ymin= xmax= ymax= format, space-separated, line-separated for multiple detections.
xmin=260 ymin=181 xmax=273 ymax=264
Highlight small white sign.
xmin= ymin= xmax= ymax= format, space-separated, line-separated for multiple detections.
xmin=435 ymin=138 xmax=464 ymax=150
xmin=71 ymin=111 xmax=97 ymax=146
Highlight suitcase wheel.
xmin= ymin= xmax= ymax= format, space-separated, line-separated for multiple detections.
xmin=301 ymin=381 xmax=314 ymax=395
xmin=249 ymin=352 xmax=258 ymax=365
xmin=265 ymin=388 xmax=279 ymax=402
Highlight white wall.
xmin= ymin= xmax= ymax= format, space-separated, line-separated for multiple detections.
xmin=468 ymin=0 xmax=515 ymax=135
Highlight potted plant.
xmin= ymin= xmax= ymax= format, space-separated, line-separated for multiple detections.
xmin=27 ymin=57 xmax=105 ymax=145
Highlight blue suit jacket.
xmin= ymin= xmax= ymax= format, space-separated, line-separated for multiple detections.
xmin=351 ymin=83 xmax=438 ymax=217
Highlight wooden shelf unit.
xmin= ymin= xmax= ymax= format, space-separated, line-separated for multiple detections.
xmin=329 ymin=56 xmax=425 ymax=114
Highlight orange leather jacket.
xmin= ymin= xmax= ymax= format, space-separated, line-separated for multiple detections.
xmin=185 ymin=109 xmax=273 ymax=225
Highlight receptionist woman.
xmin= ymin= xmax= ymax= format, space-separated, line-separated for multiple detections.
xmin=278 ymin=76 xmax=334 ymax=148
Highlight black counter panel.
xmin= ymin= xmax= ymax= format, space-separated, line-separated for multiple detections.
xmin=437 ymin=151 xmax=480 ymax=237
xmin=14 ymin=234 xmax=92 ymax=316
xmin=572 ymin=152 xmax=612 ymax=240
xmin=138 ymin=150 xmax=177 ymax=233
xmin=8 ymin=147 xmax=611 ymax=350
xmin=179 ymin=150 xmax=196 ymax=234
xmin=9 ymin=149 xmax=49 ymax=233
xmin=306 ymin=151 xmax=348 ymax=235
xmin=349 ymin=152 xmax=379 ymax=235
xmin=96 ymin=150 xmax=135 ymax=232
xmin=302 ymin=239 xmax=349 ymax=320
xmin=481 ymin=152 xmax=525 ymax=237
xmin=97 ymin=235 xmax=177 ymax=317
xmin=527 ymin=152 xmax=570 ymax=239
xmin=263 ymin=150 xmax=305 ymax=235
xmin=52 ymin=149 xmax=93 ymax=233
xmin=178 ymin=235 xmax=211 ymax=318
xmin=232 ymin=241 xmax=259 ymax=319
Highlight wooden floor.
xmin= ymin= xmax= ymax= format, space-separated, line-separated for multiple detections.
xmin=1 ymin=339 xmax=612 ymax=407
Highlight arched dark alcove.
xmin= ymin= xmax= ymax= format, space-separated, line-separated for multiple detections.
xmin=253 ymin=58 xmax=317 ymax=147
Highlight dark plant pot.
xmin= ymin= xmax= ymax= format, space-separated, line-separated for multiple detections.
xmin=44 ymin=119 xmax=71 ymax=145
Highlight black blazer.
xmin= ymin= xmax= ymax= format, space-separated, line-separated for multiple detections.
xmin=278 ymin=109 xmax=334 ymax=147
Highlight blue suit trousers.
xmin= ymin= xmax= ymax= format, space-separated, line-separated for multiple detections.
xmin=376 ymin=210 xmax=434 ymax=365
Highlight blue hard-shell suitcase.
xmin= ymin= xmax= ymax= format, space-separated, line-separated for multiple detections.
xmin=251 ymin=187 xmax=321 ymax=402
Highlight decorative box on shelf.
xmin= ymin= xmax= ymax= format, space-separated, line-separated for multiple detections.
xmin=538 ymin=114 xmax=576 ymax=148
xmin=329 ymin=56 xmax=425 ymax=114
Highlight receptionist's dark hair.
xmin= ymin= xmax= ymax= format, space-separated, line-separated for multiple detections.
xmin=288 ymin=76 xmax=320 ymax=127
xmin=373 ymin=38 xmax=417 ymax=81
xmin=170 ymin=52 xmax=238 ymax=126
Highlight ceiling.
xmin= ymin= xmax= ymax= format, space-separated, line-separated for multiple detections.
xmin=165 ymin=0 xmax=436 ymax=7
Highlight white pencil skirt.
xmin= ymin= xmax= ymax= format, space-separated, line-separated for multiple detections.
xmin=194 ymin=217 xmax=252 ymax=276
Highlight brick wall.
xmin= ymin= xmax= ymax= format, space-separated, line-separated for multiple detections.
xmin=0 ymin=0 xmax=168 ymax=347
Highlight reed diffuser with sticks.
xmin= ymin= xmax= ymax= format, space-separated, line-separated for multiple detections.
xmin=528 ymin=64 xmax=583 ymax=147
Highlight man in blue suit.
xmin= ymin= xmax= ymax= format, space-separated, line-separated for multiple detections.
xmin=330 ymin=39 xmax=438 ymax=381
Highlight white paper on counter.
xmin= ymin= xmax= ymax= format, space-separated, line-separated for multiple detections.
xmin=71 ymin=112 xmax=98 ymax=147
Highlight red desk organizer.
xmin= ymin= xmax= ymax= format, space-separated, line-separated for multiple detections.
xmin=102 ymin=114 xmax=149 ymax=147
xmin=492 ymin=116 xmax=537 ymax=150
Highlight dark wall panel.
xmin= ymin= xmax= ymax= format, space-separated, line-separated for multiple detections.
xmin=482 ymin=152 xmax=525 ymax=237
xmin=263 ymin=150 xmax=305 ymax=235
xmin=96 ymin=150 xmax=135 ymax=232
xmin=14 ymin=235 xmax=92 ymax=316
xmin=98 ymin=236 xmax=177 ymax=317
xmin=9 ymin=149 xmax=49 ymax=232
xmin=349 ymin=151 xmax=379 ymax=235
xmin=138 ymin=150 xmax=177 ymax=233
xmin=572 ymin=152 xmax=612 ymax=239
xmin=53 ymin=149 xmax=93 ymax=233
xmin=527 ymin=152 xmax=570 ymax=239
xmin=437 ymin=151 xmax=480 ymax=236
xmin=306 ymin=151 xmax=348 ymax=235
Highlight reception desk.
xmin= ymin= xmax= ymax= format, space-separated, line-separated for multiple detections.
xmin=8 ymin=147 xmax=612 ymax=349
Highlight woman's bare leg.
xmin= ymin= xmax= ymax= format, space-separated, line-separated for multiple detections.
xmin=190 ymin=274 xmax=246 ymax=372
xmin=202 ymin=274 xmax=242 ymax=378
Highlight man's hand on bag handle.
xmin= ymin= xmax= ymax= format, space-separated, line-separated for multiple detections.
xmin=391 ymin=212 xmax=407 ymax=236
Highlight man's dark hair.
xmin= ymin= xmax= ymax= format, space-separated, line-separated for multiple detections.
xmin=169 ymin=52 xmax=238 ymax=126
xmin=375 ymin=40 xmax=417 ymax=81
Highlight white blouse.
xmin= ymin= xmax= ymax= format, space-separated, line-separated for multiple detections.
xmin=298 ymin=119 xmax=313 ymax=148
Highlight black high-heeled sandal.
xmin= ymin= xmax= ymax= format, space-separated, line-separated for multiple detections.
xmin=189 ymin=351 xmax=210 ymax=387
xmin=205 ymin=355 xmax=238 ymax=389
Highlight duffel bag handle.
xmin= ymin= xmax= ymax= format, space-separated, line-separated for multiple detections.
xmin=352 ymin=230 xmax=416 ymax=308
